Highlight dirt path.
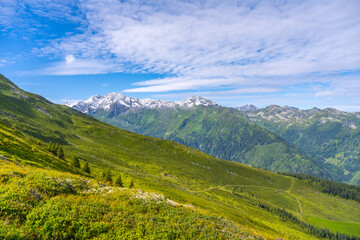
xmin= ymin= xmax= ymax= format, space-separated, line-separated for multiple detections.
xmin=183 ymin=184 xmax=283 ymax=193
xmin=180 ymin=179 xmax=304 ymax=218
xmin=287 ymin=178 xmax=303 ymax=218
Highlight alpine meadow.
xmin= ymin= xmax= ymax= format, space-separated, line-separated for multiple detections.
xmin=1 ymin=0 xmax=360 ymax=239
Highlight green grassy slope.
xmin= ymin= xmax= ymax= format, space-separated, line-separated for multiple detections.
xmin=244 ymin=106 xmax=360 ymax=185
xmin=0 ymin=161 xmax=260 ymax=240
xmin=92 ymin=105 xmax=335 ymax=180
xmin=1 ymin=74 xmax=360 ymax=239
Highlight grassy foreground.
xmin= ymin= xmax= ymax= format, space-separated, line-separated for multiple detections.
xmin=0 ymin=160 xmax=261 ymax=239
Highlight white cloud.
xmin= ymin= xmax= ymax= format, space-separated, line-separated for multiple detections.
xmin=41 ymin=58 xmax=118 ymax=75
xmin=315 ymin=91 xmax=334 ymax=98
xmin=35 ymin=0 xmax=360 ymax=93
xmin=3 ymin=0 xmax=357 ymax=106
xmin=0 ymin=59 xmax=8 ymax=67
xmin=65 ymin=54 xmax=75 ymax=64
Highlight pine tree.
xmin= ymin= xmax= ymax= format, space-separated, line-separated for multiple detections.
xmin=103 ymin=169 xmax=112 ymax=183
xmin=82 ymin=162 xmax=90 ymax=174
xmin=57 ymin=146 xmax=65 ymax=159
xmin=47 ymin=141 xmax=53 ymax=151
xmin=72 ymin=156 xmax=80 ymax=168
xmin=129 ymin=179 xmax=134 ymax=188
xmin=53 ymin=143 xmax=59 ymax=154
xmin=50 ymin=143 xmax=55 ymax=152
xmin=115 ymin=175 xmax=123 ymax=187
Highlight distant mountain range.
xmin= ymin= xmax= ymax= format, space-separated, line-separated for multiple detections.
xmin=68 ymin=92 xmax=360 ymax=184
xmin=242 ymin=105 xmax=360 ymax=185
xmin=65 ymin=93 xmax=216 ymax=114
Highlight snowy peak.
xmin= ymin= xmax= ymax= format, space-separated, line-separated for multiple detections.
xmin=65 ymin=93 xmax=217 ymax=114
xmin=236 ymin=104 xmax=258 ymax=112
xmin=178 ymin=96 xmax=216 ymax=108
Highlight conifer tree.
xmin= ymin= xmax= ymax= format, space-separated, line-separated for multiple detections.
xmin=129 ymin=179 xmax=134 ymax=188
xmin=82 ymin=162 xmax=90 ymax=174
xmin=57 ymin=146 xmax=65 ymax=159
xmin=103 ymin=169 xmax=112 ymax=183
xmin=72 ymin=156 xmax=80 ymax=168
xmin=53 ymin=143 xmax=59 ymax=154
xmin=47 ymin=141 xmax=53 ymax=151
xmin=50 ymin=143 xmax=55 ymax=152
xmin=115 ymin=175 xmax=123 ymax=187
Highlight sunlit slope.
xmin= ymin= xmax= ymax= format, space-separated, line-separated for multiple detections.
xmin=1 ymin=74 xmax=359 ymax=239
xmin=92 ymin=104 xmax=333 ymax=180
xmin=0 ymin=160 xmax=262 ymax=240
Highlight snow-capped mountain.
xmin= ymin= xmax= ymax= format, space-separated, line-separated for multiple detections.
xmin=65 ymin=93 xmax=217 ymax=114
xmin=236 ymin=104 xmax=258 ymax=112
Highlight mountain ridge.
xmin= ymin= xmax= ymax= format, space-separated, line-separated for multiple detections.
xmin=66 ymin=92 xmax=217 ymax=114
xmin=69 ymin=92 xmax=359 ymax=117
xmin=67 ymin=92 xmax=337 ymax=181
xmin=238 ymin=104 xmax=360 ymax=185
xmin=67 ymin=92 xmax=359 ymax=184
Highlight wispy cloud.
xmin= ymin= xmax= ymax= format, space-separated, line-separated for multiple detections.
xmin=0 ymin=59 xmax=8 ymax=67
xmin=2 ymin=0 xmax=360 ymax=109
xmin=40 ymin=55 xmax=118 ymax=75
xmin=33 ymin=0 xmax=360 ymax=92
xmin=0 ymin=0 xmax=83 ymax=33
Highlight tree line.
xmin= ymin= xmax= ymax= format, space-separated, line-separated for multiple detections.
xmin=279 ymin=172 xmax=360 ymax=203
xmin=257 ymin=202 xmax=360 ymax=240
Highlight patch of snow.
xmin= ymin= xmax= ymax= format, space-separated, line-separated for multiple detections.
xmin=66 ymin=93 xmax=217 ymax=114
xmin=236 ymin=104 xmax=258 ymax=112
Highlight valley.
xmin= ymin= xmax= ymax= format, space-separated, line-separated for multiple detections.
xmin=68 ymin=92 xmax=358 ymax=185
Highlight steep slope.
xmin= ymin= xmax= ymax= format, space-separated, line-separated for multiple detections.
xmin=241 ymin=105 xmax=360 ymax=185
xmin=1 ymin=74 xmax=360 ymax=239
xmin=69 ymin=93 xmax=333 ymax=180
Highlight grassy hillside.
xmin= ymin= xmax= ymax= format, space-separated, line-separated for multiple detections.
xmin=244 ymin=105 xmax=360 ymax=185
xmin=1 ymin=74 xmax=360 ymax=239
xmin=91 ymin=105 xmax=336 ymax=180
xmin=0 ymin=161 xmax=260 ymax=239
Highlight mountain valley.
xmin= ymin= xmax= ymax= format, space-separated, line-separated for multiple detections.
xmin=68 ymin=93 xmax=359 ymax=185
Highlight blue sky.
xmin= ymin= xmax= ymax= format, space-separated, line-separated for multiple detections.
xmin=1 ymin=0 xmax=360 ymax=111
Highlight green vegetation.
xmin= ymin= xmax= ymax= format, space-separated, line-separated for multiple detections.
xmin=307 ymin=217 xmax=360 ymax=238
xmin=92 ymin=104 xmax=328 ymax=179
xmin=82 ymin=161 xmax=91 ymax=174
xmin=1 ymin=73 xmax=360 ymax=239
xmin=0 ymin=161 xmax=258 ymax=240
xmin=281 ymin=173 xmax=360 ymax=203
xmin=257 ymin=203 xmax=360 ymax=240
xmin=72 ymin=156 xmax=81 ymax=168
xmin=115 ymin=174 xmax=124 ymax=187
xmin=244 ymin=105 xmax=360 ymax=185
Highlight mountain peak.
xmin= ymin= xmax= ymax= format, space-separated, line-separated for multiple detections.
xmin=237 ymin=104 xmax=258 ymax=112
xmin=66 ymin=93 xmax=217 ymax=114
xmin=180 ymin=96 xmax=217 ymax=107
